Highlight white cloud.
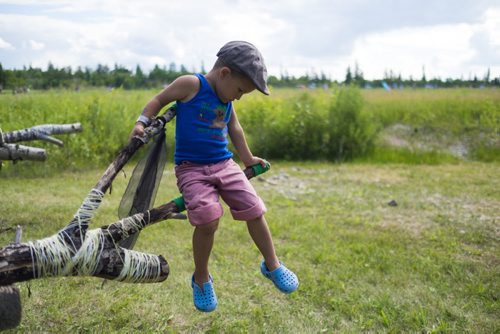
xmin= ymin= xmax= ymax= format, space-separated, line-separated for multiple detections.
xmin=467 ymin=7 xmax=500 ymax=74
xmin=0 ymin=1 xmax=498 ymax=79
xmin=29 ymin=39 xmax=45 ymax=50
xmin=349 ymin=24 xmax=476 ymax=79
xmin=0 ymin=37 xmax=14 ymax=50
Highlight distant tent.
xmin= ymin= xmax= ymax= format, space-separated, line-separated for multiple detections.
xmin=381 ymin=81 xmax=391 ymax=91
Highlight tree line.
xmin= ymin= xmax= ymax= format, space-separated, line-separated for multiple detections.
xmin=0 ymin=62 xmax=498 ymax=92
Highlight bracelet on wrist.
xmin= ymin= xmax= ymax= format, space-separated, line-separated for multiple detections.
xmin=136 ymin=114 xmax=152 ymax=127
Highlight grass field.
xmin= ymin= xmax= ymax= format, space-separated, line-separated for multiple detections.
xmin=0 ymin=161 xmax=498 ymax=333
xmin=0 ymin=87 xmax=498 ymax=175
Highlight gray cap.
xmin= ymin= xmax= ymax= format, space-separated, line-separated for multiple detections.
xmin=216 ymin=41 xmax=269 ymax=95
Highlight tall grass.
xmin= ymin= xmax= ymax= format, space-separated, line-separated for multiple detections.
xmin=362 ymin=89 xmax=500 ymax=131
xmin=0 ymin=87 xmax=498 ymax=175
xmin=238 ymin=87 xmax=375 ymax=161
xmin=362 ymin=88 xmax=500 ymax=163
xmin=0 ymin=89 xmax=175 ymax=175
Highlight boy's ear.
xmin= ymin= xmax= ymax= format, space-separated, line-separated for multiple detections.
xmin=219 ymin=66 xmax=231 ymax=78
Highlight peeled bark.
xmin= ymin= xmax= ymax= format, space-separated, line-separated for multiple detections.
xmin=0 ymin=122 xmax=82 ymax=162
xmin=1 ymin=123 xmax=82 ymax=146
xmin=0 ymin=143 xmax=46 ymax=161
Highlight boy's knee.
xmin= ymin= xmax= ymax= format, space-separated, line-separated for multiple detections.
xmin=247 ymin=215 xmax=265 ymax=224
xmin=196 ymin=220 xmax=219 ymax=235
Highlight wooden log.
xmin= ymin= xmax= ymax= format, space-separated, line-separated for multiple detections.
xmin=94 ymin=107 xmax=176 ymax=194
xmin=0 ymin=107 xmax=178 ymax=329
xmin=0 ymin=143 xmax=46 ymax=161
xmin=0 ymin=104 xmax=180 ymax=285
xmin=0 ymin=122 xmax=83 ymax=162
xmin=0 ymin=203 xmax=179 ymax=285
xmin=2 ymin=123 xmax=82 ymax=146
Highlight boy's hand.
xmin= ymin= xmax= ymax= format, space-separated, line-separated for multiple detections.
xmin=245 ymin=156 xmax=270 ymax=169
xmin=129 ymin=122 xmax=146 ymax=140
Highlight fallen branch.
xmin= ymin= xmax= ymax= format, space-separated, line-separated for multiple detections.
xmin=0 ymin=112 xmax=178 ymax=330
xmin=0 ymin=107 xmax=178 ymax=286
xmin=0 ymin=143 xmax=46 ymax=161
xmin=0 ymin=123 xmax=82 ymax=162
xmin=0 ymin=202 xmax=178 ymax=285
xmin=1 ymin=123 xmax=82 ymax=147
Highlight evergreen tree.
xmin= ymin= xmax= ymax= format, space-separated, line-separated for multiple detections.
xmin=484 ymin=68 xmax=490 ymax=85
xmin=421 ymin=66 xmax=427 ymax=87
xmin=345 ymin=66 xmax=353 ymax=85
xmin=168 ymin=62 xmax=176 ymax=73
xmin=0 ymin=63 xmax=7 ymax=89
xmin=134 ymin=65 xmax=146 ymax=88
xmin=179 ymin=64 xmax=188 ymax=75
xmin=0 ymin=61 xmax=494 ymax=90
xmin=353 ymin=62 xmax=364 ymax=87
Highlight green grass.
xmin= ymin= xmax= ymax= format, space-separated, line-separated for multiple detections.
xmin=0 ymin=161 xmax=498 ymax=332
xmin=1 ymin=88 xmax=498 ymax=175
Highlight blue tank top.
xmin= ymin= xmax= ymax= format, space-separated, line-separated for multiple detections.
xmin=174 ymin=73 xmax=233 ymax=164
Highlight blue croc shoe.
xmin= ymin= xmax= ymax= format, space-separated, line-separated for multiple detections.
xmin=191 ymin=274 xmax=218 ymax=312
xmin=260 ymin=261 xmax=299 ymax=294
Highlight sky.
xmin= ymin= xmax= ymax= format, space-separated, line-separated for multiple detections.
xmin=0 ymin=0 xmax=499 ymax=81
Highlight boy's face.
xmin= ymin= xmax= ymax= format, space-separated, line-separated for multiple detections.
xmin=217 ymin=68 xmax=256 ymax=103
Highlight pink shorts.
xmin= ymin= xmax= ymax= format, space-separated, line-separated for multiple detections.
xmin=174 ymin=159 xmax=267 ymax=226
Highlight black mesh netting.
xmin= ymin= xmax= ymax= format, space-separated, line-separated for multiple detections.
xmin=118 ymin=130 xmax=167 ymax=250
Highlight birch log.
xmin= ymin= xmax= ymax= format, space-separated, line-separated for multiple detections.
xmin=2 ymin=123 xmax=82 ymax=146
xmin=0 ymin=122 xmax=82 ymax=162
xmin=0 ymin=143 xmax=46 ymax=161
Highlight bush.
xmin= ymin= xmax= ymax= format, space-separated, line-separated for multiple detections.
xmin=237 ymin=87 xmax=376 ymax=161
xmin=326 ymin=87 xmax=376 ymax=161
xmin=284 ymin=93 xmax=329 ymax=159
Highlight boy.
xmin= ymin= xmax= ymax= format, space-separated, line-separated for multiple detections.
xmin=131 ymin=41 xmax=298 ymax=312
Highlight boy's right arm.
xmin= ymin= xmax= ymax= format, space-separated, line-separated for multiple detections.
xmin=129 ymin=75 xmax=200 ymax=138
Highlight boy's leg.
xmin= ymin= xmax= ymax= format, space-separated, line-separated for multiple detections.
xmin=191 ymin=219 xmax=219 ymax=312
xmin=246 ymin=215 xmax=280 ymax=271
xmin=193 ymin=219 xmax=219 ymax=285
xmin=248 ymin=215 xmax=299 ymax=294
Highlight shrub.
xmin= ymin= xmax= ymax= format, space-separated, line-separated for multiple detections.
xmin=326 ymin=86 xmax=376 ymax=161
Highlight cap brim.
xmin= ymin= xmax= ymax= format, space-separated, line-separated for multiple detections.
xmin=255 ymin=83 xmax=270 ymax=95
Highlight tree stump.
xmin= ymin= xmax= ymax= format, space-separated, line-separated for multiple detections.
xmin=0 ymin=285 xmax=21 ymax=330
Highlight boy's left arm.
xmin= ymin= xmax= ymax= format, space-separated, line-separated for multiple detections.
xmin=228 ymin=108 xmax=267 ymax=168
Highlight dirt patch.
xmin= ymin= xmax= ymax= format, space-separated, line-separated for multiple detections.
xmin=380 ymin=123 xmax=471 ymax=158
xmin=255 ymin=164 xmax=500 ymax=240
xmin=257 ymin=171 xmax=314 ymax=200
